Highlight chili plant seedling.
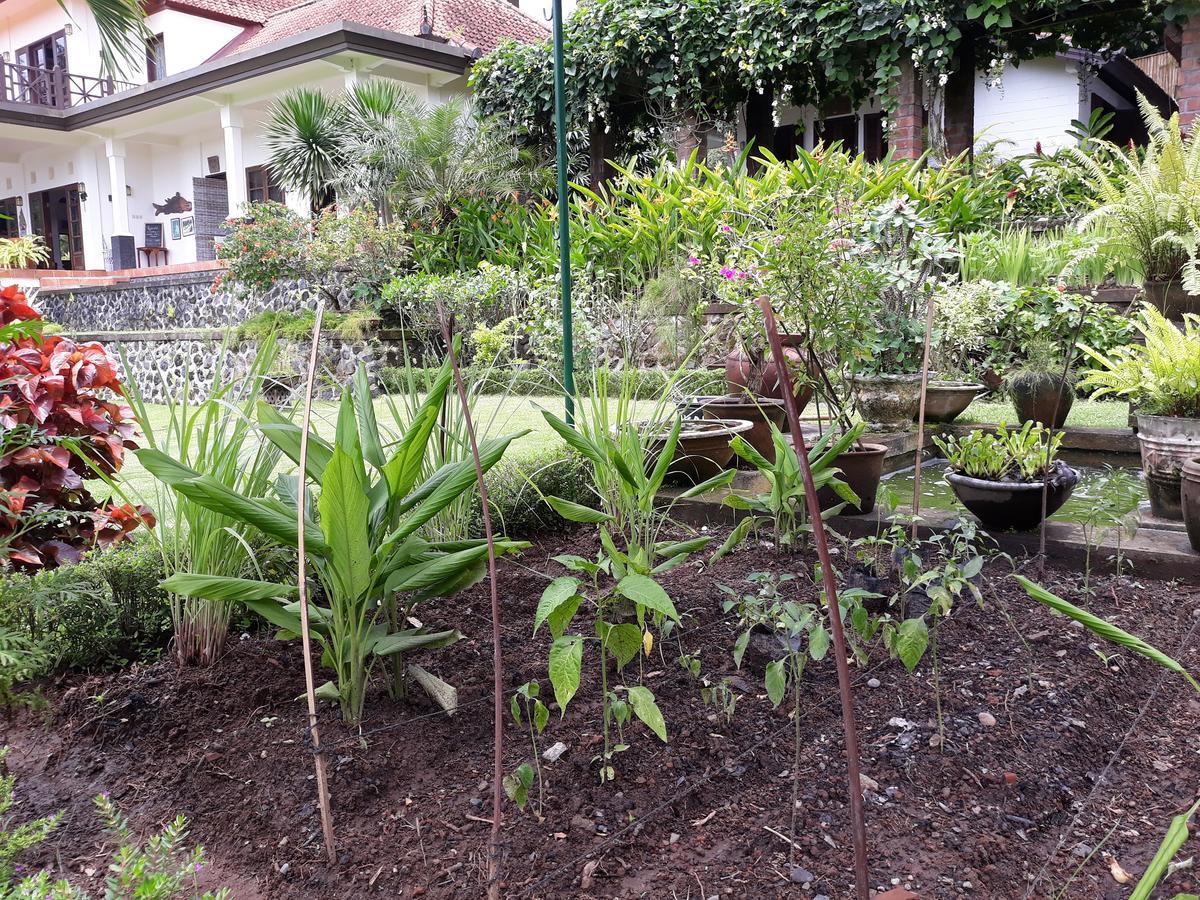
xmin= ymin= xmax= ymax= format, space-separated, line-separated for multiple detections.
xmin=505 ymin=680 xmax=549 ymax=815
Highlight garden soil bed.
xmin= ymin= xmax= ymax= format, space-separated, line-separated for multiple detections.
xmin=4 ymin=528 xmax=1200 ymax=899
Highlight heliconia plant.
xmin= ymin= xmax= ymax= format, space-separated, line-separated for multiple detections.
xmin=0 ymin=284 xmax=152 ymax=568
xmin=143 ymin=356 xmax=529 ymax=724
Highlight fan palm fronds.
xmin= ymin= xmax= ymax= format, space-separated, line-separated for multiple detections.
xmin=266 ymin=89 xmax=344 ymax=213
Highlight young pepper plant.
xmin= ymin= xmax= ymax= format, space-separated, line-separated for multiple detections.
xmin=535 ymin=535 xmax=680 ymax=783
xmin=142 ymin=356 xmax=528 ymax=724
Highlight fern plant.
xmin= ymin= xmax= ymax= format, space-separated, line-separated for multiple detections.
xmin=1078 ymin=303 xmax=1200 ymax=418
xmin=1069 ymin=93 xmax=1200 ymax=283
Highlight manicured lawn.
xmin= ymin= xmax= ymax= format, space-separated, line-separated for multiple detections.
xmin=108 ymin=394 xmax=632 ymax=503
xmin=958 ymin=398 xmax=1130 ymax=430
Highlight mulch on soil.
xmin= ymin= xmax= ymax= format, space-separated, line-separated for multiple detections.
xmin=3 ymin=527 xmax=1199 ymax=899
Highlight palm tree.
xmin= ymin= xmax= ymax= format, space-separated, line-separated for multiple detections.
xmin=264 ymin=88 xmax=346 ymax=213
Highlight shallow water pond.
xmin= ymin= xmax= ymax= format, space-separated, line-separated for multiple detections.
xmin=880 ymin=460 xmax=1146 ymax=524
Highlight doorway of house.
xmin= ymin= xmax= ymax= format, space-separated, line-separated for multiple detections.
xmin=28 ymin=184 xmax=84 ymax=270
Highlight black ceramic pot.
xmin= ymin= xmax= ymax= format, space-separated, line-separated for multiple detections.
xmin=945 ymin=461 xmax=1080 ymax=532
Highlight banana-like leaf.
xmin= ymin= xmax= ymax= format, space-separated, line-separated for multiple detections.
xmin=385 ymin=544 xmax=492 ymax=593
xmin=1014 ymin=575 xmax=1200 ymax=692
xmin=160 ymin=573 xmax=296 ymax=602
xmin=546 ymin=495 xmax=612 ymax=523
xmin=371 ymin=628 xmax=462 ymax=657
xmin=139 ymin=448 xmax=328 ymax=555
xmin=353 ymin=365 xmax=386 ymax=472
xmin=318 ymin=445 xmax=373 ymax=605
xmin=383 ymin=357 xmax=454 ymax=501
xmin=386 ymin=433 xmax=524 ymax=545
xmin=729 ymin=434 xmax=772 ymax=472
xmin=646 ymin=415 xmax=682 ymax=497
xmin=541 ymin=410 xmax=605 ymax=467
xmin=256 ymin=401 xmax=333 ymax=483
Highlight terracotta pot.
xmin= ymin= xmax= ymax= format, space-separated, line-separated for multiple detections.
xmin=1009 ymin=372 xmax=1074 ymax=429
xmin=1143 ymin=279 xmax=1200 ymax=320
xmin=725 ymin=346 xmax=814 ymax=409
xmin=852 ymin=374 xmax=923 ymax=431
xmin=1136 ymin=414 xmax=1200 ymax=520
xmin=920 ymin=381 xmax=984 ymax=424
xmin=699 ymin=395 xmax=787 ymax=464
xmin=945 ymin=461 xmax=1079 ymax=532
xmin=646 ymin=418 xmax=754 ymax=485
xmin=1182 ymin=456 xmax=1200 ymax=553
xmin=813 ymin=441 xmax=889 ymax=516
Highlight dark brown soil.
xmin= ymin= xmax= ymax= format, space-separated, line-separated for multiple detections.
xmin=4 ymin=528 xmax=1199 ymax=899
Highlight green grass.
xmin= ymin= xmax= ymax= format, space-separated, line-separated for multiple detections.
xmin=108 ymin=394 xmax=644 ymax=503
xmin=959 ymin=398 xmax=1130 ymax=430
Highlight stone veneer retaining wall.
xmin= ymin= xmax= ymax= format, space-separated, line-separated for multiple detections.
xmin=79 ymin=329 xmax=406 ymax=405
xmin=36 ymin=270 xmax=305 ymax=332
xmin=35 ymin=271 xmax=402 ymax=404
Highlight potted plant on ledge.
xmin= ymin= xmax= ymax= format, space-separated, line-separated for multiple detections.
xmin=1006 ymin=337 xmax=1075 ymax=429
xmin=1079 ymin=303 xmax=1200 ymax=521
xmin=851 ymin=199 xmax=958 ymax=431
xmin=934 ymin=422 xmax=1079 ymax=532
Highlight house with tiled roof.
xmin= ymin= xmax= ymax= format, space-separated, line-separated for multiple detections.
xmin=0 ymin=0 xmax=547 ymax=272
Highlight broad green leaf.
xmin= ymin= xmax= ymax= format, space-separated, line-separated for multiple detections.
xmin=808 ymin=622 xmax=830 ymax=661
xmin=504 ymin=763 xmax=534 ymax=809
xmin=616 ymin=574 xmax=679 ymax=622
xmin=541 ymin=410 xmax=605 ymax=466
xmin=256 ymin=402 xmax=333 ymax=483
xmin=382 ymin=357 xmax=453 ymax=500
xmin=534 ymin=576 xmax=582 ymax=635
xmin=139 ymin=449 xmax=328 ymax=554
xmin=370 ymin=628 xmax=462 ymax=657
xmin=533 ymin=699 xmax=549 ymax=735
xmin=387 ymin=434 xmax=522 ymax=545
xmin=243 ymin=596 xmax=305 ymax=634
xmin=646 ymin=415 xmax=682 ymax=496
xmin=653 ymin=536 xmax=711 ymax=558
xmin=160 ymin=574 xmax=296 ymax=603
xmin=895 ymin=617 xmax=930 ymax=673
xmin=318 ymin=446 xmax=373 ymax=605
xmin=549 ymin=635 xmax=583 ymax=714
xmin=1014 ymin=575 xmax=1200 ymax=692
xmin=353 ymin=365 xmax=386 ymax=471
xmin=545 ymin=495 xmax=611 ymax=523
xmin=334 ymin=388 xmax=367 ymax=485
xmin=626 ymin=685 xmax=668 ymax=742
xmin=733 ymin=630 xmax=751 ymax=669
xmin=765 ymin=658 xmax=788 ymax=707
xmin=552 ymin=554 xmax=600 ymax=574
xmin=387 ymin=545 xmax=492 ymax=593
xmin=313 ymin=681 xmax=340 ymax=701
xmin=600 ymin=622 xmax=642 ymax=670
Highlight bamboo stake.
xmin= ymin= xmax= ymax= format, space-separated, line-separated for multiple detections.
xmin=912 ymin=292 xmax=937 ymax=541
xmin=437 ymin=307 xmax=505 ymax=899
xmin=758 ymin=297 xmax=870 ymax=899
xmin=296 ymin=299 xmax=337 ymax=865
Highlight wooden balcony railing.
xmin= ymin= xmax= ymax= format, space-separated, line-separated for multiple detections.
xmin=0 ymin=60 xmax=134 ymax=109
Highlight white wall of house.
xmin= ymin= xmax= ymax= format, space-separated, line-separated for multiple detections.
xmin=141 ymin=9 xmax=242 ymax=81
xmin=974 ymin=57 xmax=1083 ymax=156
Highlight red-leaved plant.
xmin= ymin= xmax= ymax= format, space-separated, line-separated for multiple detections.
xmin=0 ymin=283 xmax=153 ymax=568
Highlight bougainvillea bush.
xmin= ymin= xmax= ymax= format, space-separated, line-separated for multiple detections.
xmin=0 ymin=284 xmax=151 ymax=568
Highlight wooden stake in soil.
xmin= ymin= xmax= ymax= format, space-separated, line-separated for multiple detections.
xmin=911 ymin=292 xmax=937 ymax=541
xmin=757 ymin=296 xmax=871 ymax=900
xmin=437 ymin=308 xmax=505 ymax=900
xmin=296 ymin=300 xmax=337 ymax=865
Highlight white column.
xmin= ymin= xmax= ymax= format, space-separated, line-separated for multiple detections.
xmin=104 ymin=138 xmax=131 ymax=236
xmin=221 ymin=104 xmax=247 ymax=216
xmin=343 ymin=59 xmax=361 ymax=91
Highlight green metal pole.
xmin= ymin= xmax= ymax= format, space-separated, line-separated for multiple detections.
xmin=551 ymin=0 xmax=574 ymax=425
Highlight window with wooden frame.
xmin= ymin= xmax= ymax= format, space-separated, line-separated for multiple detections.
xmin=146 ymin=34 xmax=166 ymax=82
xmin=0 ymin=197 xmax=18 ymax=238
xmin=246 ymin=166 xmax=285 ymax=204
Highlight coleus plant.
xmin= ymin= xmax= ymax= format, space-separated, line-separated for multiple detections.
xmin=0 ymin=284 xmax=152 ymax=568
xmin=146 ymin=359 xmax=528 ymax=724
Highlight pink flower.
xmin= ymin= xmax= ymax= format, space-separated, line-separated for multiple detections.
xmin=719 ymin=266 xmax=736 ymax=279
xmin=720 ymin=224 xmax=732 ymax=233
xmin=687 ymin=255 xmax=700 ymax=266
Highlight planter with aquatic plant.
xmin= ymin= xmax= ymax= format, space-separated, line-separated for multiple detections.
xmin=1079 ymin=304 xmax=1200 ymax=520
xmin=934 ymin=422 xmax=1079 ymax=532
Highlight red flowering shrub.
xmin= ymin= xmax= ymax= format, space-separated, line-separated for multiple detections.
xmin=0 ymin=283 xmax=153 ymax=568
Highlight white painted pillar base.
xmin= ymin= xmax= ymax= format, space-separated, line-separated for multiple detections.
xmin=221 ymin=104 xmax=247 ymax=217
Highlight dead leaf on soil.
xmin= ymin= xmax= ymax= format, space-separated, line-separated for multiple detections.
xmin=581 ymin=860 xmax=599 ymax=890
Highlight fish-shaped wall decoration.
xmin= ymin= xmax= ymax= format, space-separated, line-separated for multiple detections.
xmin=153 ymin=192 xmax=193 ymax=216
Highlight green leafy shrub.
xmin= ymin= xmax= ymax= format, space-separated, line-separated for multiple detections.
xmin=476 ymin=447 xmax=594 ymax=537
xmin=934 ymin=421 xmax=1064 ymax=482
xmin=0 ymin=540 xmax=170 ymax=674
